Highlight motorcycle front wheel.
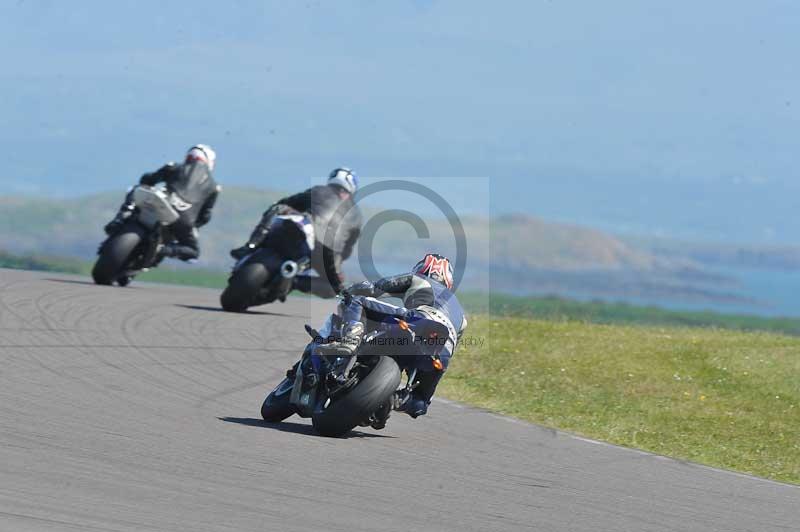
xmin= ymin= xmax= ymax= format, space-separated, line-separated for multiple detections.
xmin=261 ymin=377 xmax=295 ymax=422
xmin=92 ymin=229 xmax=142 ymax=286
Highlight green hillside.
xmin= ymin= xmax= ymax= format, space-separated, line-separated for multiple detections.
xmin=0 ymin=188 xmax=670 ymax=270
xmin=0 ymin=188 xmax=741 ymax=303
xmin=0 ymin=187 xmax=284 ymax=264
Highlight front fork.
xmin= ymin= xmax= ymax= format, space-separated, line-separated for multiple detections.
xmin=403 ymin=368 xmax=419 ymax=395
xmin=97 ymin=222 xmax=161 ymax=279
xmin=131 ymin=226 xmax=164 ymax=273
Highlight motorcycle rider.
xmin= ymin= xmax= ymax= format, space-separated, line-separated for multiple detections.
xmin=316 ymin=253 xmax=466 ymax=428
xmin=104 ymin=144 xmax=220 ymax=261
xmin=230 ymin=168 xmax=362 ymax=298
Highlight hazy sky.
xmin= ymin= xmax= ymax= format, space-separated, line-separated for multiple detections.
xmin=2 ymin=1 xmax=799 ymax=243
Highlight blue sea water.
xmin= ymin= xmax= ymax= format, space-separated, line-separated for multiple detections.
xmin=715 ymin=267 xmax=800 ymax=318
xmin=577 ymin=267 xmax=800 ymax=319
xmin=353 ymin=259 xmax=800 ymax=318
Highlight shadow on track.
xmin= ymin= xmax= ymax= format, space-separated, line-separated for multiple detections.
xmin=175 ymin=304 xmax=302 ymax=317
xmin=218 ymin=417 xmax=394 ymax=439
xmin=45 ymin=278 xmax=112 ymax=287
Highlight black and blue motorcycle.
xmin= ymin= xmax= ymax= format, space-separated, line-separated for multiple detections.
xmin=260 ymin=296 xmax=448 ymax=437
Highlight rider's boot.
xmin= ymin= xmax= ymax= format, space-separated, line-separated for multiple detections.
xmin=155 ymin=243 xmax=177 ymax=261
xmin=370 ymin=401 xmax=391 ymax=430
xmin=104 ymin=204 xmax=134 ymax=235
xmin=316 ymin=321 xmax=364 ymax=357
xmin=397 ymin=395 xmax=429 ymax=418
xmin=394 ymin=370 xmax=441 ymax=418
xmin=372 ymin=388 xmax=427 ymax=428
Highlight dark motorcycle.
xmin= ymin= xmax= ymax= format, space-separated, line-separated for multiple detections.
xmin=92 ymin=185 xmax=181 ymax=286
xmin=220 ymin=213 xmax=313 ymax=312
xmin=260 ymin=299 xmax=448 ymax=437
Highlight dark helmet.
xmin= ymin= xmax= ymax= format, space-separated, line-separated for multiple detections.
xmin=413 ymin=253 xmax=454 ymax=290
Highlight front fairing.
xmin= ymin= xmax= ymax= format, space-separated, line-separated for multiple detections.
xmin=289 ymin=353 xmax=318 ymax=417
xmin=132 ymin=185 xmax=180 ymax=227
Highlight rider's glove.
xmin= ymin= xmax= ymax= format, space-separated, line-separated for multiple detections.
xmin=339 ymin=288 xmax=353 ymax=306
xmin=331 ymin=273 xmax=346 ymax=296
xmin=345 ymin=280 xmax=375 ymax=297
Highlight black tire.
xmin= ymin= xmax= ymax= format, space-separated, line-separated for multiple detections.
xmin=220 ymin=261 xmax=269 ymax=312
xmin=92 ymin=231 xmax=142 ymax=286
xmin=312 ymin=356 xmax=401 ymax=437
xmin=260 ymin=378 xmax=295 ymax=422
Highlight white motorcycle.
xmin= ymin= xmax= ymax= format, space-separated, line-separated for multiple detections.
xmin=92 ymin=185 xmax=183 ymax=286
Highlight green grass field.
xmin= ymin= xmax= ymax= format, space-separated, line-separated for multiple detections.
xmin=441 ymin=315 xmax=800 ymax=484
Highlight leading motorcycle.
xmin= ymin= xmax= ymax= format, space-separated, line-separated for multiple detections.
xmin=92 ymin=185 xmax=182 ymax=286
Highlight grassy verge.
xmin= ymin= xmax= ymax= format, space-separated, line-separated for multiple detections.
xmin=441 ymin=314 xmax=800 ymax=484
xmin=459 ymin=292 xmax=800 ymax=336
xmin=133 ymin=268 xmax=228 ymax=288
xmin=0 ymin=250 xmax=88 ymax=274
xmin=0 ymin=251 xmax=228 ymax=288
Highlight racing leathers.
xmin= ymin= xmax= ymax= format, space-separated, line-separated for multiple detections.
xmin=105 ymin=160 xmax=220 ymax=261
xmin=334 ymin=272 xmax=467 ymax=419
xmin=233 ymin=184 xmax=362 ymax=298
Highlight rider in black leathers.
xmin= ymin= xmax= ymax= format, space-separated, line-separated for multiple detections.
xmin=230 ymin=168 xmax=362 ymax=298
xmin=104 ymin=144 xmax=220 ymax=261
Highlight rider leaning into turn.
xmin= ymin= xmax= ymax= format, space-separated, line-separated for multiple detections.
xmin=320 ymin=253 xmax=467 ymax=428
xmin=230 ymin=168 xmax=362 ymax=298
xmin=104 ymin=144 xmax=221 ymax=261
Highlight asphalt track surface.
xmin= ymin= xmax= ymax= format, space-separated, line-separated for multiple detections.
xmin=0 ymin=268 xmax=797 ymax=531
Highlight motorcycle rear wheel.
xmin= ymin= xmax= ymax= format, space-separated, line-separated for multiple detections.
xmin=312 ymin=356 xmax=401 ymax=437
xmin=220 ymin=262 xmax=269 ymax=312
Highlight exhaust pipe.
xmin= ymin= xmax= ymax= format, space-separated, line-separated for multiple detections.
xmin=280 ymin=260 xmax=299 ymax=279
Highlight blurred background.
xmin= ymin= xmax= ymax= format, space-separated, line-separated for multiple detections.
xmin=2 ymin=0 xmax=799 ymax=316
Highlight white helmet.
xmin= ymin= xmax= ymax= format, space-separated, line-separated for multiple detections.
xmin=327 ymin=167 xmax=358 ymax=195
xmin=186 ymin=144 xmax=217 ymax=171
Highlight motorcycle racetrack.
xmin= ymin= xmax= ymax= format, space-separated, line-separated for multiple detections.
xmin=0 ymin=269 xmax=796 ymax=532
